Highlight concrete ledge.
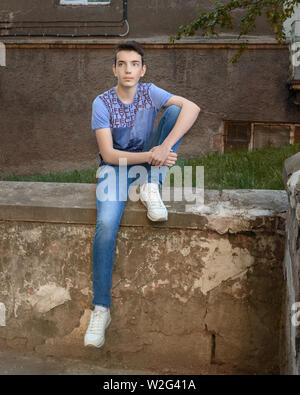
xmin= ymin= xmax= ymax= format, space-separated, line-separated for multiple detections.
xmin=0 ymin=181 xmax=288 ymax=233
xmin=0 ymin=35 xmax=288 ymax=49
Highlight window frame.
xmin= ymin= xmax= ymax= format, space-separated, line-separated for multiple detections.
xmin=222 ymin=121 xmax=300 ymax=153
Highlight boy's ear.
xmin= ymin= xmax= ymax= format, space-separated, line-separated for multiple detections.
xmin=141 ymin=64 xmax=147 ymax=77
xmin=112 ymin=64 xmax=116 ymax=76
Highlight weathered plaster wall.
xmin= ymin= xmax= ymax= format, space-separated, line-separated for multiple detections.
xmin=0 ymin=182 xmax=288 ymax=374
xmin=281 ymin=153 xmax=300 ymax=375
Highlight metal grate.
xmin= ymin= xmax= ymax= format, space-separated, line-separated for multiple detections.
xmin=224 ymin=122 xmax=251 ymax=153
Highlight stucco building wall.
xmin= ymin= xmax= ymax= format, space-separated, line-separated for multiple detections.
xmin=0 ymin=0 xmax=298 ymax=176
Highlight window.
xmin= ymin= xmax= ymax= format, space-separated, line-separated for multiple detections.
xmin=60 ymin=0 xmax=111 ymax=5
xmin=224 ymin=122 xmax=251 ymax=152
xmin=223 ymin=121 xmax=300 ymax=153
xmin=253 ymin=124 xmax=290 ymax=150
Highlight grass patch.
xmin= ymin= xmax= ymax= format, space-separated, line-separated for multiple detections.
xmin=0 ymin=168 xmax=96 ymax=184
xmin=1 ymin=143 xmax=299 ymax=190
xmin=174 ymin=143 xmax=300 ymax=190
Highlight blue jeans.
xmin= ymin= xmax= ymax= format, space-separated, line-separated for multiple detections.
xmin=92 ymin=105 xmax=183 ymax=307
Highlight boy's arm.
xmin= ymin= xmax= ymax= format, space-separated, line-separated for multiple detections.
xmin=150 ymin=96 xmax=201 ymax=166
xmin=95 ymin=128 xmax=177 ymax=166
xmin=95 ymin=128 xmax=151 ymax=165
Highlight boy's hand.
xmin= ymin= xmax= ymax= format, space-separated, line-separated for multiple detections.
xmin=148 ymin=145 xmax=177 ymax=167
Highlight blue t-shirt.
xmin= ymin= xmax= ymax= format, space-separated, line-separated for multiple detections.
xmin=91 ymin=82 xmax=173 ymax=165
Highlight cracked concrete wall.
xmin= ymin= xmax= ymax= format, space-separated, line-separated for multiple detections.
xmin=0 ymin=219 xmax=284 ymax=374
xmin=281 ymin=153 xmax=300 ymax=375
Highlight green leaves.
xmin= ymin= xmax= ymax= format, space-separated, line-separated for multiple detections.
xmin=170 ymin=0 xmax=299 ymax=62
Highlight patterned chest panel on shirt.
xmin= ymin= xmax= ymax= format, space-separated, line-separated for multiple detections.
xmin=100 ymin=83 xmax=154 ymax=128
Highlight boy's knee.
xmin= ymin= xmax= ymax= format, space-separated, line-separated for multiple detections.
xmin=95 ymin=216 xmax=119 ymax=239
xmin=165 ymin=104 xmax=181 ymax=114
xmin=163 ymin=105 xmax=181 ymax=122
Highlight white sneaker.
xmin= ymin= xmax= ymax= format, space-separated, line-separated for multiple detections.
xmin=84 ymin=309 xmax=111 ymax=348
xmin=139 ymin=182 xmax=168 ymax=222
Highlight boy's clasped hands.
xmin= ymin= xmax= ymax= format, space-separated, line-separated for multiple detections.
xmin=148 ymin=144 xmax=177 ymax=167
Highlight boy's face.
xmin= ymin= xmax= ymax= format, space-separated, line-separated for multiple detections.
xmin=113 ymin=50 xmax=146 ymax=88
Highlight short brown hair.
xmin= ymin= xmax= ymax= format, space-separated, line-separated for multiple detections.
xmin=114 ymin=40 xmax=144 ymax=66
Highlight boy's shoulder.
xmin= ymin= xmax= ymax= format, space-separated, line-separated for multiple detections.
xmin=93 ymin=86 xmax=114 ymax=103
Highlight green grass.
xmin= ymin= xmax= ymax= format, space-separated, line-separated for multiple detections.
xmin=173 ymin=143 xmax=300 ymax=190
xmin=0 ymin=168 xmax=97 ymax=184
xmin=1 ymin=143 xmax=299 ymax=190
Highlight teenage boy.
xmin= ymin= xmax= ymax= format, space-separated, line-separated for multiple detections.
xmin=84 ymin=41 xmax=200 ymax=348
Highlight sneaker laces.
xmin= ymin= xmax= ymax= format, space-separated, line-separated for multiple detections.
xmin=145 ymin=184 xmax=165 ymax=209
xmin=87 ymin=311 xmax=107 ymax=335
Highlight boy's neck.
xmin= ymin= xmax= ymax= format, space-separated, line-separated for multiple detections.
xmin=115 ymin=82 xmax=139 ymax=104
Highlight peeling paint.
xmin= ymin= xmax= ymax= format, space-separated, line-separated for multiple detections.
xmin=196 ymin=238 xmax=254 ymax=295
xmin=173 ymin=293 xmax=189 ymax=303
xmin=20 ymin=228 xmax=42 ymax=244
xmin=44 ymin=309 xmax=91 ymax=347
xmin=0 ymin=303 xmax=6 ymax=326
xmin=80 ymin=287 xmax=90 ymax=296
xmin=180 ymin=247 xmax=191 ymax=256
xmin=287 ymin=170 xmax=300 ymax=208
xmin=13 ymin=288 xmax=23 ymax=318
xmin=26 ymin=283 xmax=71 ymax=314
xmin=141 ymin=279 xmax=170 ymax=295
xmin=0 ymin=207 xmax=284 ymax=373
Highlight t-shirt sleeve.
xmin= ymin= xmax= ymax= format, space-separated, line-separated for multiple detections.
xmin=149 ymin=83 xmax=173 ymax=111
xmin=91 ymin=96 xmax=111 ymax=131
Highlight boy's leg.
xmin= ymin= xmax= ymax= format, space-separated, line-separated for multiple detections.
xmin=85 ymin=163 xmax=136 ymax=348
xmin=137 ymin=105 xmax=183 ymax=222
xmin=141 ymin=105 xmax=183 ymax=188
xmin=92 ymin=164 xmax=129 ymax=308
